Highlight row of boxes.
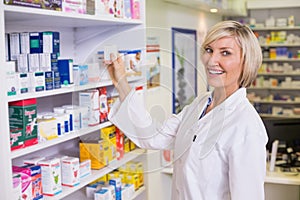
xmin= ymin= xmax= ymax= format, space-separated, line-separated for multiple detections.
xmin=9 ymin=86 xmax=109 ymax=151
xmin=6 ymin=31 xmax=60 ymax=62
xmin=86 ymin=160 xmax=144 ymax=199
xmin=12 ymin=156 xmax=91 ymax=199
xmin=79 ymin=125 xmax=136 ymax=170
xmin=4 ymin=0 xmax=141 ymax=19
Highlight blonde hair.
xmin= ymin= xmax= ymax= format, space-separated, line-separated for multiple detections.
xmin=201 ymin=20 xmax=262 ymax=88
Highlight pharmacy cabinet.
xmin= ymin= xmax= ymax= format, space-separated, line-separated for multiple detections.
xmin=246 ymin=3 xmax=300 ymax=119
xmin=0 ymin=1 xmax=146 ymax=199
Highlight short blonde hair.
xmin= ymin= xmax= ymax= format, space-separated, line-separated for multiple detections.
xmin=201 ymin=20 xmax=262 ymax=88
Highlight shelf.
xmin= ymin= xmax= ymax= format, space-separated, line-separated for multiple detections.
xmin=248 ymin=87 xmax=300 ymax=90
xmin=252 ymin=26 xmax=300 ymax=31
xmin=44 ymin=148 xmax=146 ymax=200
xmin=6 ymin=76 xmax=143 ymax=102
xmin=259 ymin=114 xmax=300 ymax=119
xmin=257 ymin=73 xmax=300 ymax=76
xmin=4 ymin=5 xmax=142 ymax=28
xmin=251 ymin=100 xmax=300 ymax=105
xmin=262 ymin=58 xmax=300 ymax=62
xmin=10 ymin=121 xmax=112 ymax=159
xmin=161 ymin=166 xmax=300 ymax=185
xmin=247 ymin=0 xmax=300 ymax=10
xmin=261 ymin=44 xmax=300 ymax=47
xmin=266 ymin=169 xmax=300 ymax=185
xmin=62 ymin=185 xmax=146 ymax=200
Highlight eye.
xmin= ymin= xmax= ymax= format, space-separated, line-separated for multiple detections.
xmin=204 ymin=47 xmax=212 ymax=53
xmin=221 ymin=50 xmax=231 ymax=56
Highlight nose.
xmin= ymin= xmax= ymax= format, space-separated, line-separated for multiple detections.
xmin=207 ymin=52 xmax=220 ymax=66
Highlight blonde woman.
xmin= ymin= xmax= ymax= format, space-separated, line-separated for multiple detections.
xmin=107 ymin=20 xmax=268 ymax=200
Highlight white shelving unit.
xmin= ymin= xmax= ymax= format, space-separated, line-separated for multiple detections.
xmin=246 ymin=4 xmax=300 ymax=119
xmin=0 ymin=2 xmax=146 ymax=199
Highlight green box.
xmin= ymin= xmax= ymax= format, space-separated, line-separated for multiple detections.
xmin=9 ymin=98 xmax=38 ymax=150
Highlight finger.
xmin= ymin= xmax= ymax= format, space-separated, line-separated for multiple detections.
xmin=110 ymin=53 xmax=117 ymax=63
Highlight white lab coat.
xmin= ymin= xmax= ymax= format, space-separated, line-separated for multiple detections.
xmin=108 ymin=87 xmax=268 ymax=200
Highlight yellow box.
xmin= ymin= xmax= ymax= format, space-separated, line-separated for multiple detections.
xmin=126 ymin=174 xmax=139 ymax=190
xmin=79 ymin=141 xmax=107 ymax=170
xmin=101 ymin=125 xmax=117 ymax=162
xmin=126 ymin=161 xmax=144 ymax=188
xmin=124 ymin=135 xmax=131 ymax=153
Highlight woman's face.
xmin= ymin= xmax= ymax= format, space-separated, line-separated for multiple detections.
xmin=202 ymin=36 xmax=242 ymax=95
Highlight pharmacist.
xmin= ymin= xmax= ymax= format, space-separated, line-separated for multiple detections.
xmin=107 ymin=20 xmax=268 ymax=200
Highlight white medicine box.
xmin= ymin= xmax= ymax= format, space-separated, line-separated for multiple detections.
xmin=61 ymin=156 xmax=80 ymax=187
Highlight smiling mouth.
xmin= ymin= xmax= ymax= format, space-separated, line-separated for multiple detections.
xmin=208 ymin=69 xmax=225 ymax=75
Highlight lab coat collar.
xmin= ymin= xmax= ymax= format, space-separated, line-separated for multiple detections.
xmin=209 ymin=87 xmax=247 ymax=111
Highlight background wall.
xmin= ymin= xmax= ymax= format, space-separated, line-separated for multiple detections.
xmin=144 ymin=1 xmax=221 ymax=199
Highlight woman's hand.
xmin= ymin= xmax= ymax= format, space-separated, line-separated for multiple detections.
xmin=106 ymin=53 xmax=131 ymax=101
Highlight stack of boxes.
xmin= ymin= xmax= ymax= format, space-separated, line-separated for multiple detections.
xmin=86 ymin=160 xmax=144 ymax=199
xmin=5 ymin=31 xmax=61 ymax=95
xmin=4 ymin=0 xmax=141 ymax=19
xmin=13 ymin=155 xmax=91 ymax=198
xmin=79 ymin=124 xmax=136 ymax=170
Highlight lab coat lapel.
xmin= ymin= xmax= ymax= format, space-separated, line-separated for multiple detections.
xmin=173 ymin=94 xmax=209 ymax=161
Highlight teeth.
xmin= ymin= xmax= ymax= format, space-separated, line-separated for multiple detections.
xmin=209 ymin=69 xmax=224 ymax=75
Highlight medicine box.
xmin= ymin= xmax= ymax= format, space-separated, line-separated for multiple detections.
xmin=62 ymin=0 xmax=86 ymax=14
xmin=131 ymin=0 xmax=140 ymax=19
xmin=86 ymin=0 xmax=95 ymax=15
xmin=53 ymin=71 xmax=61 ymax=89
xmin=5 ymin=33 xmax=9 ymax=61
xmin=80 ymin=159 xmax=91 ymax=179
xmin=9 ymin=98 xmax=38 ymax=150
xmin=58 ymin=59 xmax=74 ymax=86
xmin=79 ymin=140 xmax=108 ymax=170
xmin=73 ymin=64 xmax=88 ymax=85
xmin=86 ymin=182 xmax=103 ymax=199
xmin=123 ymin=0 xmax=131 ymax=19
xmin=61 ymin=156 xmax=80 ymax=187
xmin=13 ymin=165 xmax=43 ymax=200
xmin=17 ymin=54 xmax=29 ymax=72
xmin=109 ymin=178 xmax=122 ymax=200
xmin=12 ymin=166 xmax=33 ymax=200
xmin=6 ymin=71 xmax=17 ymax=96
xmin=39 ymin=53 xmax=52 ymax=71
xmin=20 ymin=32 xmax=30 ymax=54
xmin=94 ymin=188 xmax=110 ymax=200
xmin=42 ymin=0 xmax=62 ymax=11
xmin=30 ymin=32 xmax=43 ymax=54
xmin=45 ymin=71 xmax=54 ymax=90
xmin=16 ymin=72 xmax=30 ymax=94
xmin=37 ymin=113 xmax=58 ymax=141
xmin=99 ymin=87 xmax=108 ymax=123
xmin=29 ymin=71 xmax=45 ymax=92
xmin=8 ymin=32 xmax=21 ymax=61
xmin=4 ymin=0 xmax=42 ymax=8
xmin=95 ymin=0 xmax=114 ymax=16
xmin=122 ymin=184 xmax=135 ymax=200
xmin=101 ymin=125 xmax=117 ymax=162
xmin=79 ymin=89 xmax=100 ymax=126
xmin=38 ymin=158 xmax=62 ymax=196
xmin=43 ymin=31 xmax=60 ymax=54
xmin=12 ymin=173 xmax=22 ymax=200
xmin=28 ymin=53 xmax=40 ymax=72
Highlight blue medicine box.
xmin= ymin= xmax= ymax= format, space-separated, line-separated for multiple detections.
xmin=58 ymin=59 xmax=74 ymax=86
